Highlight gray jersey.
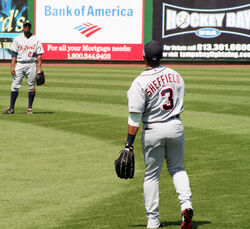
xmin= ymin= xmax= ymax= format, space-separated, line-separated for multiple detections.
xmin=127 ymin=65 xmax=185 ymax=123
xmin=11 ymin=33 xmax=44 ymax=62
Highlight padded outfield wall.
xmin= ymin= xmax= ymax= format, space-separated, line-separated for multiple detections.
xmin=151 ymin=0 xmax=250 ymax=62
xmin=0 ymin=0 xmax=249 ymax=62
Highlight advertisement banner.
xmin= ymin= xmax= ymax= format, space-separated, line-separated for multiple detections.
xmin=153 ymin=0 xmax=250 ymax=61
xmin=35 ymin=0 xmax=144 ymax=60
xmin=0 ymin=0 xmax=27 ymax=60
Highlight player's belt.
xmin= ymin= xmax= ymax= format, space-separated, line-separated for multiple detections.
xmin=17 ymin=60 xmax=36 ymax=63
xmin=144 ymin=114 xmax=180 ymax=130
xmin=169 ymin=114 xmax=180 ymax=120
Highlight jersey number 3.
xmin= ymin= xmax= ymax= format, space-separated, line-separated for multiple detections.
xmin=160 ymin=88 xmax=174 ymax=111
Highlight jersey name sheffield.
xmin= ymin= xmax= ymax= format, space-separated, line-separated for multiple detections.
xmin=127 ymin=66 xmax=185 ymax=124
xmin=145 ymin=73 xmax=181 ymax=96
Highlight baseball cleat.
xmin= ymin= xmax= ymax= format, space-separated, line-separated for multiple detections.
xmin=147 ymin=222 xmax=165 ymax=228
xmin=27 ymin=108 xmax=33 ymax=115
xmin=158 ymin=222 xmax=164 ymax=227
xmin=2 ymin=108 xmax=14 ymax=114
xmin=181 ymin=208 xmax=193 ymax=229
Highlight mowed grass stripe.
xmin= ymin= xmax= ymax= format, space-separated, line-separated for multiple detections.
xmin=44 ymin=65 xmax=143 ymax=73
xmin=0 ymin=65 xmax=143 ymax=73
xmin=46 ymin=71 xmax=141 ymax=80
xmin=0 ymin=120 xmax=142 ymax=229
xmin=46 ymin=80 xmax=132 ymax=87
xmin=186 ymin=83 xmax=250 ymax=90
xmin=175 ymin=67 xmax=249 ymax=75
xmin=0 ymin=85 xmax=126 ymax=97
xmin=183 ymin=127 xmax=249 ymax=229
xmin=185 ymin=87 xmax=249 ymax=97
xmin=182 ymin=110 xmax=250 ymax=135
xmin=186 ymin=92 xmax=250 ymax=106
xmin=0 ymin=96 xmax=128 ymax=120
xmin=1 ymin=111 xmax=128 ymax=143
xmin=185 ymin=100 xmax=250 ymax=116
xmin=179 ymin=68 xmax=250 ymax=83
xmin=0 ymin=75 xmax=133 ymax=86
xmin=45 ymin=71 xmax=138 ymax=79
xmin=0 ymin=89 xmax=127 ymax=105
xmin=185 ymin=79 xmax=250 ymax=86
xmin=0 ymin=82 xmax=130 ymax=91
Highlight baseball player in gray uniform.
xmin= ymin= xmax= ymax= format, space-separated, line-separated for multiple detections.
xmin=2 ymin=20 xmax=44 ymax=115
xmin=125 ymin=40 xmax=193 ymax=229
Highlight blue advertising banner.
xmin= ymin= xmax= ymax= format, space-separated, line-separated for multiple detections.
xmin=0 ymin=0 xmax=27 ymax=59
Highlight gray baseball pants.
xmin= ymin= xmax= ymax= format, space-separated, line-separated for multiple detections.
xmin=141 ymin=118 xmax=192 ymax=228
xmin=11 ymin=62 xmax=36 ymax=92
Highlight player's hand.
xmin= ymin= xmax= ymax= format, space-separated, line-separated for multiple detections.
xmin=11 ymin=69 xmax=16 ymax=77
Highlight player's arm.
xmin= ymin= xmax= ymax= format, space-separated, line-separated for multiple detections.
xmin=126 ymin=112 xmax=142 ymax=147
xmin=11 ymin=52 xmax=17 ymax=77
xmin=10 ymin=38 xmax=18 ymax=76
xmin=36 ymin=39 xmax=44 ymax=74
xmin=126 ymin=78 xmax=144 ymax=147
xmin=36 ymin=54 xmax=42 ymax=73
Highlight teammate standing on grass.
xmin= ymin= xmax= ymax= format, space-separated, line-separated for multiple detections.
xmin=125 ymin=40 xmax=193 ymax=229
xmin=2 ymin=20 xmax=44 ymax=115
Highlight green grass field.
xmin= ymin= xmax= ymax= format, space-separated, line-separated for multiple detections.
xmin=0 ymin=64 xmax=249 ymax=229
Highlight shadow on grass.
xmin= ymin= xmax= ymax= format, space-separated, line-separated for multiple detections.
xmin=0 ymin=109 xmax=128 ymax=143
xmin=8 ymin=111 xmax=55 ymax=115
xmin=130 ymin=220 xmax=211 ymax=228
xmin=33 ymin=111 xmax=55 ymax=114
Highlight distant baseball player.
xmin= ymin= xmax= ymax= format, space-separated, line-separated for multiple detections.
xmin=2 ymin=20 xmax=44 ymax=115
xmin=125 ymin=40 xmax=193 ymax=228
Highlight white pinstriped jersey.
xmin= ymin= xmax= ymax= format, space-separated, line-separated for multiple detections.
xmin=11 ymin=33 xmax=44 ymax=62
xmin=127 ymin=65 xmax=185 ymax=123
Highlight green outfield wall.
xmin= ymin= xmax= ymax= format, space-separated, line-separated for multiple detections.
xmin=144 ymin=0 xmax=153 ymax=44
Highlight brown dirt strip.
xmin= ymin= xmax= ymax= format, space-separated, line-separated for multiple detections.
xmin=0 ymin=62 xmax=249 ymax=68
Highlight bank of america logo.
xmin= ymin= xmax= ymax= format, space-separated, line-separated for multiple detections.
xmin=74 ymin=22 xmax=102 ymax=38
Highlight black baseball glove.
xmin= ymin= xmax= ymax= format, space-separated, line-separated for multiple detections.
xmin=114 ymin=145 xmax=135 ymax=179
xmin=36 ymin=71 xmax=45 ymax=86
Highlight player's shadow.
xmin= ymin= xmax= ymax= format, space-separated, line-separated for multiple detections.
xmin=130 ymin=220 xmax=211 ymax=228
xmin=14 ymin=111 xmax=55 ymax=114
xmin=11 ymin=111 xmax=55 ymax=115
xmin=32 ymin=111 xmax=54 ymax=114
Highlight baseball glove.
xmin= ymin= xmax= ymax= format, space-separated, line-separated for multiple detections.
xmin=36 ymin=71 xmax=45 ymax=86
xmin=114 ymin=146 xmax=135 ymax=179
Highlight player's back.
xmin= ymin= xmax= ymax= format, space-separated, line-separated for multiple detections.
xmin=130 ymin=65 xmax=185 ymax=124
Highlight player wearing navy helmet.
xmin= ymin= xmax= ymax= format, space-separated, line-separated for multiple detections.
xmin=125 ymin=40 xmax=193 ymax=229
